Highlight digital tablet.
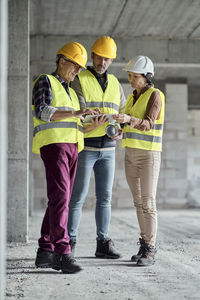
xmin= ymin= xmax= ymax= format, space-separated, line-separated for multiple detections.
xmin=84 ymin=114 xmax=115 ymax=123
xmin=83 ymin=114 xmax=104 ymax=123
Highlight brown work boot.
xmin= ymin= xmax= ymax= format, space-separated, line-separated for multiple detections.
xmin=137 ymin=244 xmax=156 ymax=266
xmin=131 ymin=238 xmax=145 ymax=262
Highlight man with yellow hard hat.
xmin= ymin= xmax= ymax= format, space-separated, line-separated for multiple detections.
xmin=68 ymin=36 xmax=126 ymax=259
xmin=32 ymin=42 xmax=96 ymax=274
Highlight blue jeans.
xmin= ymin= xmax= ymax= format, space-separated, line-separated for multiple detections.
xmin=68 ymin=149 xmax=115 ymax=241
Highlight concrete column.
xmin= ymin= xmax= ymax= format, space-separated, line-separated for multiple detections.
xmin=0 ymin=0 xmax=8 ymax=298
xmin=158 ymin=83 xmax=188 ymax=207
xmin=7 ymin=0 xmax=29 ymax=241
xmin=187 ymin=110 xmax=200 ymax=207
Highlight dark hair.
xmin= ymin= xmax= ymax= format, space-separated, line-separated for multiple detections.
xmin=56 ymin=54 xmax=66 ymax=66
xmin=142 ymin=72 xmax=153 ymax=85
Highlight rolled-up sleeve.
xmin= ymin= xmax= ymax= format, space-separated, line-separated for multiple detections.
xmin=40 ymin=106 xmax=58 ymax=122
xmin=130 ymin=91 xmax=162 ymax=131
xmin=32 ymin=75 xmax=57 ymax=122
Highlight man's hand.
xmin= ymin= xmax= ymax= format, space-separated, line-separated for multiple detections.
xmin=51 ymin=109 xmax=98 ymax=121
xmin=90 ymin=115 xmax=108 ymax=128
xmin=73 ymin=109 xmax=98 ymax=120
xmin=83 ymin=114 xmax=108 ymax=133
xmin=113 ymin=114 xmax=131 ymax=124
xmin=94 ymin=108 xmax=102 ymax=114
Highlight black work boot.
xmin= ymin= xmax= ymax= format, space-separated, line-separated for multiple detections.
xmin=137 ymin=244 xmax=156 ymax=266
xmin=131 ymin=238 xmax=145 ymax=262
xmin=35 ymin=248 xmax=53 ymax=268
xmin=69 ymin=240 xmax=76 ymax=256
xmin=95 ymin=239 xmax=121 ymax=259
xmin=52 ymin=253 xmax=82 ymax=274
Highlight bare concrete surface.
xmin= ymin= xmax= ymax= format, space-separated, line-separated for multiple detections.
xmin=6 ymin=209 xmax=200 ymax=300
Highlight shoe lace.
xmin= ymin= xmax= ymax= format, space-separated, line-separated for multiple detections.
xmin=137 ymin=238 xmax=145 ymax=246
xmin=141 ymin=245 xmax=156 ymax=258
xmin=62 ymin=254 xmax=76 ymax=263
xmin=104 ymin=239 xmax=114 ymax=251
xmin=136 ymin=239 xmax=145 ymax=255
xmin=69 ymin=240 xmax=76 ymax=246
xmin=141 ymin=246 xmax=149 ymax=258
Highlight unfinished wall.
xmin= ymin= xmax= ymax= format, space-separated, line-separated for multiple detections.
xmin=0 ymin=0 xmax=8 ymax=298
xmin=187 ymin=110 xmax=200 ymax=207
xmin=7 ymin=0 xmax=29 ymax=241
xmin=158 ymin=84 xmax=188 ymax=208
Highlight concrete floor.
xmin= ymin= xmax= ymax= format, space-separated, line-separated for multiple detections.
xmin=6 ymin=209 xmax=200 ymax=300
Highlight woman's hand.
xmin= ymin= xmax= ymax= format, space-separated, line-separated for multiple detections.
xmin=129 ymin=116 xmax=139 ymax=128
xmin=113 ymin=114 xmax=131 ymax=124
xmin=110 ymin=129 xmax=123 ymax=140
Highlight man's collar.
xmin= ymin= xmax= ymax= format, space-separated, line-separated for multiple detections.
xmin=52 ymin=72 xmax=68 ymax=84
xmin=87 ymin=66 xmax=108 ymax=77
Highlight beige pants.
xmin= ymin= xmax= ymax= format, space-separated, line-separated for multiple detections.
xmin=125 ymin=147 xmax=161 ymax=247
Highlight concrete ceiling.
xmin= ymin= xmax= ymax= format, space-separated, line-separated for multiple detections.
xmin=30 ymin=0 xmax=200 ymax=39
xmin=30 ymin=0 xmax=200 ymax=86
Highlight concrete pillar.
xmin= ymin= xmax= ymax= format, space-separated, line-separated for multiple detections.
xmin=158 ymin=83 xmax=188 ymax=207
xmin=187 ymin=110 xmax=200 ymax=207
xmin=0 ymin=0 xmax=8 ymax=298
xmin=7 ymin=0 xmax=29 ymax=242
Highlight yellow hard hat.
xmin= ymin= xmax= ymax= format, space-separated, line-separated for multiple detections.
xmin=57 ymin=42 xmax=87 ymax=69
xmin=91 ymin=36 xmax=117 ymax=59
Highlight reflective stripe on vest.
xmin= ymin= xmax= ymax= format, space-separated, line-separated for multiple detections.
xmin=33 ymin=121 xmax=83 ymax=136
xmin=78 ymin=70 xmax=120 ymax=138
xmin=152 ymin=124 xmax=163 ymax=130
xmin=122 ymin=87 xmax=165 ymax=151
xmin=123 ymin=132 xmax=162 ymax=143
xmin=86 ymin=101 xmax=119 ymax=111
xmin=32 ymin=74 xmax=84 ymax=154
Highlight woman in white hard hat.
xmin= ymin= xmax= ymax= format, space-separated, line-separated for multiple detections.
xmin=114 ymin=56 xmax=165 ymax=266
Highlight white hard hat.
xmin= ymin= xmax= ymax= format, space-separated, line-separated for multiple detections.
xmin=124 ymin=55 xmax=154 ymax=76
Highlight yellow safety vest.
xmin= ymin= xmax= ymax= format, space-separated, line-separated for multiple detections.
xmin=78 ymin=70 xmax=121 ymax=138
xmin=122 ymin=87 xmax=165 ymax=151
xmin=32 ymin=74 xmax=84 ymax=154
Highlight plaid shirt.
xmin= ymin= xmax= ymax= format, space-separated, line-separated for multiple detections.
xmin=32 ymin=72 xmax=71 ymax=122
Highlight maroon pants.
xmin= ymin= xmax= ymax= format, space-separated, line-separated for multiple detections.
xmin=38 ymin=143 xmax=78 ymax=254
